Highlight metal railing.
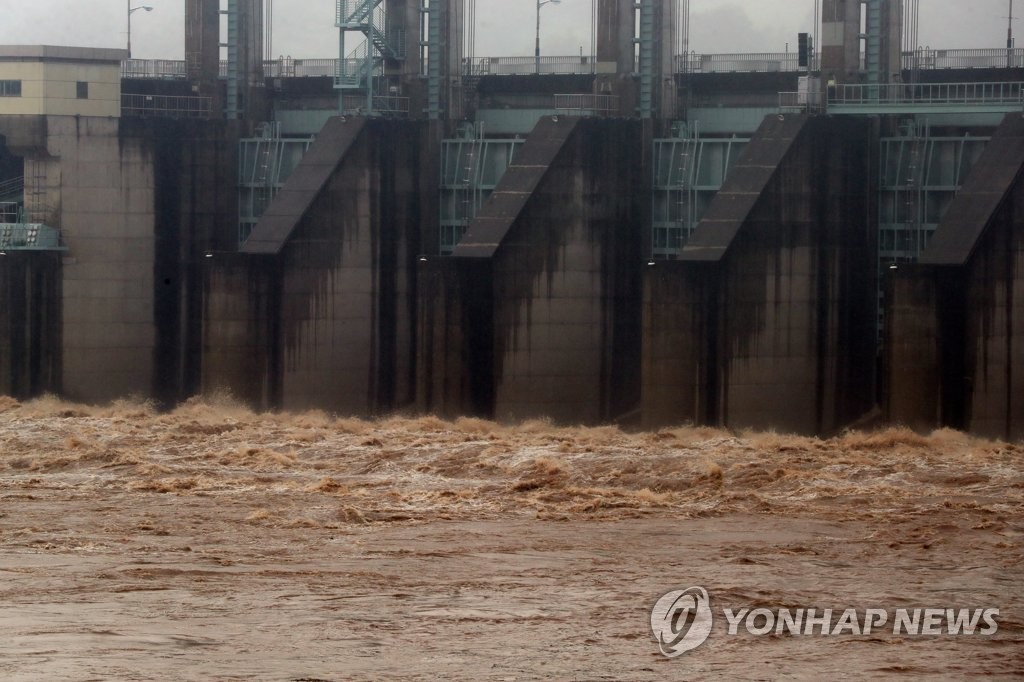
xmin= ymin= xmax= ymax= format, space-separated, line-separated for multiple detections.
xmin=0 ymin=201 xmax=19 ymax=223
xmin=904 ymin=48 xmax=1024 ymax=70
xmin=121 ymin=93 xmax=213 ymax=119
xmin=122 ymin=59 xmax=188 ymax=78
xmin=123 ymin=58 xmax=348 ymax=79
xmin=120 ymin=48 xmax=1024 ymax=82
xmin=339 ymin=94 xmax=409 ymax=115
xmin=778 ymin=90 xmax=824 ymax=112
xmin=266 ymin=58 xmax=341 ymax=78
xmin=554 ymin=93 xmax=619 ymax=116
xmin=464 ymin=55 xmax=597 ymax=76
xmin=678 ymin=52 xmax=799 ymax=74
xmin=0 ymin=176 xmax=23 ymax=202
xmin=830 ymin=81 xmax=1024 ymax=107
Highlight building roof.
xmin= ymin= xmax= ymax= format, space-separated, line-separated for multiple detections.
xmin=0 ymin=45 xmax=129 ymax=63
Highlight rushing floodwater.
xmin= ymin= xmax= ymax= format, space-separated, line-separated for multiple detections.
xmin=0 ymin=394 xmax=1021 ymax=679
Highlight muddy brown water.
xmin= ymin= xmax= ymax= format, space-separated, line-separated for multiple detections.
xmin=0 ymin=395 xmax=1021 ymax=680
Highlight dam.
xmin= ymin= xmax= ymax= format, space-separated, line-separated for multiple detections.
xmin=0 ymin=0 xmax=1022 ymax=439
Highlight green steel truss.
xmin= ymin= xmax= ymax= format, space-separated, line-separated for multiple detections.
xmin=238 ymin=123 xmax=314 ymax=244
xmin=876 ymin=120 xmax=990 ymax=337
xmin=651 ymin=130 xmax=748 ymax=258
xmin=439 ymin=125 xmax=523 ymax=254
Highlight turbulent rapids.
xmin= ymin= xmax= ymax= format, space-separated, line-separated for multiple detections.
xmin=0 ymin=394 xmax=1021 ymax=679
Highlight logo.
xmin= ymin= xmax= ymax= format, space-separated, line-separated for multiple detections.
xmin=651 ymin=586 xmax=1000 ymax=658
xmin=650 ymin=586 xmax=713 ymax=657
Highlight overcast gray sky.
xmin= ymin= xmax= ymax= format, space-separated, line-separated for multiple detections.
xmin=0 ymin=1 xmax=1015 ymax=60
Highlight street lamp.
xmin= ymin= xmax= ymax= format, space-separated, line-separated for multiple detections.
xmin=535 ymin=0 xmax=562 ymax=74
xmin=128 ymin=3 xmax=154 ymax=58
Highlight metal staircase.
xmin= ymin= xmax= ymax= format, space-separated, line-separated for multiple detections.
xmin=0 ymin=176 xmax=23 ymax=204
xmin=0 ymin=176 xmax=26 ymax=227
xmin=652 ymin=126 xmax=749 ymax=259
xmin=439 ymin=123 xmax=524 ymax=253
xmin=864 ymin=0 xmax=882 ymax=100
xmin=335 ymin=0 xmax=406 ymax=114
xmin=238 ymin=122 xmax=314 ymax=244
xmin=638 ymin=0 xmax=654 ymax=118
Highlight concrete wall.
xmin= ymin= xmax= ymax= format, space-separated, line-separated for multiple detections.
xmin=889 ymin=114 xmax=1024 ymax=440
xmin=643 ymin=115 xmax=877 ymax=434
xmin=201 ymin=254 xmax=279 ymax=407
xmin=416 ymin=258 xmax=493 ymax=418
xmin=885 ymin=266 xmax=943 ymax=430
xmin=642 ymin=261 xmax=716 ymax=427
xmin=274 ymin=120 xmax=423 ymax=414
xmin=137 ymin=118 xmax=239 ymax=406
xmin=891 ymin=178 xmax=1024 ymax=440
xmin=717 ymin=118 xmax=876 ymax=433
xmin=0 ymin=115 xmax=237 ymax=405
xmin=820 ymin=0 xmax=862 ymax=81
xmin=43 ymin=116 xmax=155 ymax=401
xmin=962 ymin=186 xmax=1024 ymax=439
xmin=0 ymin=252 xmax=61 ymax=398
xmin=820 ymin=0 xmax=901 ymax=83
xmin=444 ymin=117 xmax=646 ymax=424
xmin=202 ymin=118 xmax=429 ymax=415
xmin=490 ymin=121 xmax=645 ymax=423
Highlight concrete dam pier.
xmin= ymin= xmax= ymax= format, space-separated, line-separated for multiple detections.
xmin=644 ymin=114 xmax=877 ymax=435
xmin=1 ymin=1 xmax=1023 ymax=439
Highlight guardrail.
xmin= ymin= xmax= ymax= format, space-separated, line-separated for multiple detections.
xmin=121 ymin=93 xmax=213 ymax=119
xmin=678 ymin=52 xmax=799 ymax=74
xmin=778 ymin=90 xmax=824 ymax=112
xmin=465 ymin=55 xmax=598 ymax=76
xmin=904 ymin=48 xmax=1024 ymax=70
xmin=122 ymin=59 xmax=188 ymax=78
xmin=830 ymin=81 xmax=1024 ymax=107
xmin=554 ymin=93 xmax=619 ymax=116
xmin=268 ymin=58 xmax=344 ymax=78
xmin=122 ymin=58 xmax=350 ymax=79
xmin=0 ymin=176 xmax=23 ymax=201
xmin=0 ymin=201 xmax=19 ymax=223
xmin=119 ymin=47 xmax=1024 ymax=82
xmin=340 ymin=94 xmax=409 ymax=115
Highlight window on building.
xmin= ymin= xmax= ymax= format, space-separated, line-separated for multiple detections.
xmin=76 ymin=81 xmax=89 ymax=99
xmin=0 ymin=80 xmax=22 ymax=97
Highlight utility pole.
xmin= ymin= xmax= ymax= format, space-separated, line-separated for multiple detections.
xmin=535 ymin=0 xmax=561 ymax=74
xmin=127 ymin=2 xmax=154 ymax=58
xmin=1010 ymin=0 xmax=1015 ymax=68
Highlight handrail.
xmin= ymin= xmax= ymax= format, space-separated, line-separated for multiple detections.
xmin=778 ymin=90 xmax=824 ymax=112
xmin=121 ymin=93 xmax=213 ymax=119
xmin=904 ymin=47 xmax=1024 ymax=70
xmin=465 ymin=55 xmax=597 ymax=76
xmin=339 ymin=94 xmax=409 ymax=115
xmin=0 ymin=176 xmax=24 ymax=200
xmin=830 ymin=81 xmax=1024 ymax=107
xmin=677 ymin=52 xmax=799 ymax=74
xmin=119 ymin=47 xmax=1024 ymax=80
xmin=554 ymin=93 xmax=619 ymax=116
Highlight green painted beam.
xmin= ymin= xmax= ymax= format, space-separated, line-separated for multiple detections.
xmin=828 ymin=104 xmax=1024 ymax=116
